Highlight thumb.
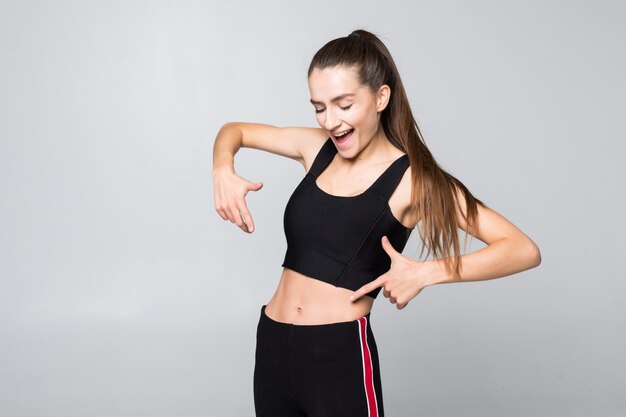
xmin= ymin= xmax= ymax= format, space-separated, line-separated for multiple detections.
xmin=381 ymin=235 xmax=398 ymax=258
xmin=248 ymin=181 xmax=263 ymax=191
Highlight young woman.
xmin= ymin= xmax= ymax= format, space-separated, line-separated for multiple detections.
xmin=212 ymin=29 xmax=541 ymax=417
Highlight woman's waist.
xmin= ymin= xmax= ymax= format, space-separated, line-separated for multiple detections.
xmin=265 ymin=268 xmax=374 ymax=325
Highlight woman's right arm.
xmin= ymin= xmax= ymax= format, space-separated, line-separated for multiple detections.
xmin=212 ymin=122 xmax=327 ymax=233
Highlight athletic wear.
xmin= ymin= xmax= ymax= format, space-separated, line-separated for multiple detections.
xmin=281 ymin=137 xmax=413 ymax=299
xmin=254 ymin=304 xmax=384 ymax=417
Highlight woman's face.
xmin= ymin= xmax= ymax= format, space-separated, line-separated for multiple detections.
xmin=308 ymin=65 xmax=389 ymax=158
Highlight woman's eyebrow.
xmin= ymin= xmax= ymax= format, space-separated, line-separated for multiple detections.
xmin=309 ymin=93 xmax=355 ymax=105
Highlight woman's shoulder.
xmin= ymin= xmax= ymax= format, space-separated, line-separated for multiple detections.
xmin=281 ymin=127 xmax=330 ymax=172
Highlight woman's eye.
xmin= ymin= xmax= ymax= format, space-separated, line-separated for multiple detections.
xmin=314 ymin=104 xmax=352 ymax=114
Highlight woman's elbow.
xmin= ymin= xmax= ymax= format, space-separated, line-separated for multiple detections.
xmin=525 ymin=240 xmax=542 ymax=268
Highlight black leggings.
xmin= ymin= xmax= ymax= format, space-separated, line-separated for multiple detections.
xmin=253 ymin=304 xmax=384 ymax=417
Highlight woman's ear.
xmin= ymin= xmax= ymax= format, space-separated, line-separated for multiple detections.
xmin=376 ymin=84 xmax=391 ymax=112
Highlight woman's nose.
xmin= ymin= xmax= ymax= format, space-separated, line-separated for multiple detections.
xmin=323 ymin=109 xmax=341 ymax=131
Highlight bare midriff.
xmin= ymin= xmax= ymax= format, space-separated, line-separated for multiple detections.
xmin=264 ymin=267 xmax=375 ymax=325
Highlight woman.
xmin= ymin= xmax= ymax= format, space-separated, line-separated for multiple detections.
xmin=212 ymin=29 xmax=541 ymax=417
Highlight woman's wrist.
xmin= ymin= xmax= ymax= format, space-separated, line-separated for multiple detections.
xmin=422 ymin=258 xmax=456 ymax=287
xmin=212 ymin=123 xmax=241 ymax=178
xmin=212 ymin=162 xmax=235 ymax=178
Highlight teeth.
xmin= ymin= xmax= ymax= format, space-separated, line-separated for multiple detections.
xmin=336 ymin=129 xmax=352 ymax=137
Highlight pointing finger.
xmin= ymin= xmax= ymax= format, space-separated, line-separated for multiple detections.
xmin=238 ymin=204 xmax=255 ymax=233
xmin=349 ymin=276 xmax=385 ymax=302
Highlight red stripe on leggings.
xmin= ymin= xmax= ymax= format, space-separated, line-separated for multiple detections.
xmin=358 ymin=316 xmax=378 ymax=417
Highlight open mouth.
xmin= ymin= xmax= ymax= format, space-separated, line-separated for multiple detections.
xmin=334 ymin=128 xmax=354 ymax=143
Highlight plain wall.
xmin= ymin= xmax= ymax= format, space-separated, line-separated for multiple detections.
xmin=1 ymin=0 xmax=624 ymax=416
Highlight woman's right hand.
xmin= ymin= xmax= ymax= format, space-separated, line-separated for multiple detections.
xmin=212 ymin=167 xmax=263 ymax=233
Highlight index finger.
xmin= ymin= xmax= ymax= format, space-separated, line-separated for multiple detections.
xmin=238 ymin=202 xmax=255 ymax=233
xmin=349 ymin=276 xmax=385 ymax=302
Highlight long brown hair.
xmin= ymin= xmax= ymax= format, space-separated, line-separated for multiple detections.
xmin=308 ymin=29 xmax=488 ymax=280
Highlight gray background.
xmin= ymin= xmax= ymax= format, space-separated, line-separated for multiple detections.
xmin=1 ymin=0 xmax=624 ymax=416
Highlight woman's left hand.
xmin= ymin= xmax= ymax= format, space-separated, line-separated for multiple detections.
xmin=349 ymin=235 xmax=432 ymax=309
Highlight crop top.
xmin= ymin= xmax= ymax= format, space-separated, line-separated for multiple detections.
xmin=281 ymin=137 xmax=413 ymax=299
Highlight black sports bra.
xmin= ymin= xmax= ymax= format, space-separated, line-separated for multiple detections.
xmin=281 ymin=137 xmax=413 ymax=299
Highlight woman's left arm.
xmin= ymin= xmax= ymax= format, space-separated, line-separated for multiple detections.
xmin=426 ymin=186 xmax=542 ymax=286
xmin=349 ymin=187 xmax=542 ymax=308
